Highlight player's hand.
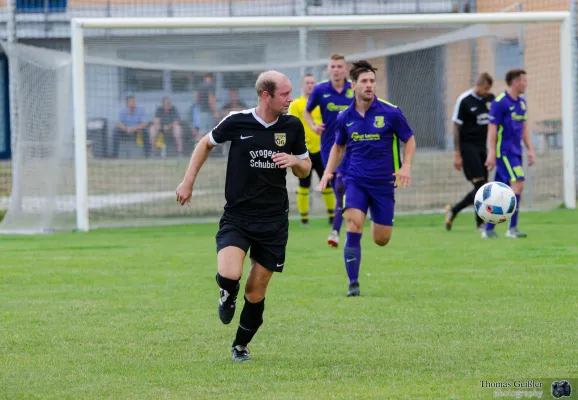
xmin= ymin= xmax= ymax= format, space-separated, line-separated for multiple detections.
xmin=485 ymin=152 xmax=496 ymax=171
xmin=453 ymin=152 xmax=463 ymax=171
xmin=314 ymin=123 xmax=325 ymax=135
xmin=527 ymin=148 xmax=536 ymax=166
xmin=272 ymin=153 xmax=298 ymax=168
xmin=318 ymin=172 xmax=333 ymax=192
xmin=175 ymin=181 xmax=193 ymax=206
xmin=393 ymin=165 xmax=411 ymax=188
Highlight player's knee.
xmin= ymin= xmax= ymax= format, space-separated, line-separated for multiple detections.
xmin=244 ymin=290 xmax=265 ymax=304
xmin=374 ymin=235 xmax=390 ymax=247
xmin=511 ymin=180 xmax=524 ymax=194
xmin=473 ymin=178 xmax=487 ymax=190
xmin=345 ymin=215 xmax=364 ymax=232
xmin=372 ymin=224 xmax=392 ymax=246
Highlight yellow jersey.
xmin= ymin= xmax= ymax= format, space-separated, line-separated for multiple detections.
xmin=288 ymin=95 xmax=322 ymax=154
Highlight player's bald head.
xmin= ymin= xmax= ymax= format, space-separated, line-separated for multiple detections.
xmin=255 ymin=70 xmax=289 ymax=98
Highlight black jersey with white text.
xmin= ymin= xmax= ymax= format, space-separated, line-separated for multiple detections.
xmin=452 ymin=89 xmax=495 ymax=147
xmin=208 ymin=108 xmax=309 ymax=221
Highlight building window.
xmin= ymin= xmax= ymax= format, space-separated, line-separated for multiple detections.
xmin=16 ymin=0 xmax=66 ymax=13
xmin=495 ymin=40 xmax=523 ymax=79
xmin=170 ymin=71 xmax=208 ymax=93
xmin=124 ymin=68 xmax=164 ymax=93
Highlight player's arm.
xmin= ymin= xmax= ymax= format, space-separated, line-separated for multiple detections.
xmin=522 ymin=121 xmax=535 ymax=165
xmin=180 ymin=135 xmax=214 ymax=186
xmin=485 ymin=124 xmax=498 ymax=171
xmin=402 ymin=136 xmax=416 ymax=167
xmin=289 ymin=156 xmax=311 ymax=178
xmin=451 ymin=97 xmax=465 ymax=170
xmin=271 ymin=151 xmax=310 ymax=178
xmin=305 ymin=88 xmax=325 ymax=134
xmin=303 ymin=110 xmax=317 ymax=133
xmin=324 ymin=144 xmax=345 ymax=177
xmin=392 ymin=110 xmax=416 ymax=188
xmin=176 ymin=115 xmax=234 ymax=205
xmin=485 ymin=101 xmax=503 ymax=171
xmin=318 ymin=120 xmax=346 ymax=191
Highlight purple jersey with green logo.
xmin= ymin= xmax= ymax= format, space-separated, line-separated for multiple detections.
xmin=489 ymin=91 xmax=527 ymax=158
xmin=335 ymin=97 xmax=414 ymax=193
xmin=305 ymin=79 xmax=354 ymax=163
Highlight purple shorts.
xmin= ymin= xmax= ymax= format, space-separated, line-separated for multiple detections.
xmin=495 ymin=154 xmax=525 ymax=183
xmin=343 ymin=182 xmax=395 ymax=226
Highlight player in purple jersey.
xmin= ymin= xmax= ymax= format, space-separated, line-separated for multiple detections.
xmin=318 ymin=60 xmax=416 ymax=297
xmin=305 ymin=53 xmax=355 ymax=248
xmin=484 ymin=68 xmax=535 ymax=239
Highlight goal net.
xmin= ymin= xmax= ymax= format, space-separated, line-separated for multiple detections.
xmin=0 ymin=13 xmax=575 ymax=233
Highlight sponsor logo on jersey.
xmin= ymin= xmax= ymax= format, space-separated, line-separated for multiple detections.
xmin=326 ymin=102 xmax=349 ymax=112
xmin=351 ymin=132 xmax=381 ymax=142
xmin=250 ymin=149 xmax=281 ymax=169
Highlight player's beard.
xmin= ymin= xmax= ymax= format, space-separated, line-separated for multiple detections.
xmin=331 ymin=74 xmax=345 ymax=83
xmin=276 ymin=102 xmax=290 ymax=116
xmin=362 ymin=91 xmax=374 ymax=102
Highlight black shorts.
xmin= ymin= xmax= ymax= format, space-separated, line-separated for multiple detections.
xmin=460 ymin=143 xmax=488 ymax=181
xmin=298 ymin=151 xmax=329 ymax=189
xmin=216 ymin=214 xmax=289 ymax=272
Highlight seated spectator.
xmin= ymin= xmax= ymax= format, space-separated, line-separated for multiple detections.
xmin=150 ymin=97 xmax=183 ymax=155
xmin=196 ymin=73 xmax=219 ymax=134
xmin=220 ymin=88 xmax=248 ymax=118
xmin=113 ymin=95 xmax=149 ymax=158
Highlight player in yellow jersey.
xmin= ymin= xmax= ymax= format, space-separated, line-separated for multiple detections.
xmin=288 ymin=74 xmax=336 ymax=226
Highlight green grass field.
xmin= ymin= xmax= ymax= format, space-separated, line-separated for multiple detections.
xmin=2 ymin=211 xmax=577 ymax=399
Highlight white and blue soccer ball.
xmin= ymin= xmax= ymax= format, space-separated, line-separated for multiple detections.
xmin=474 ymin=182 xmax=517 ymax=224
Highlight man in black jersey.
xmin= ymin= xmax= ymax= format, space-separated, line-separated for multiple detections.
xmin=445 ymin=72 xmax=495 ymax=232
xmin=175 ymin=70 xmax=311 ymax=362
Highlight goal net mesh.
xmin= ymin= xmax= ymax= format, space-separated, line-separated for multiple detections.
xmin=0 ymin=20 xmax=567 ymax=232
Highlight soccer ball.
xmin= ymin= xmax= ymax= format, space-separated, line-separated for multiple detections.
xmin=474 ymin=182 xmax=517 ymax=224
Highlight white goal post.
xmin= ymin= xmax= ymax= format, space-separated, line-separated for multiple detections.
xmin=70 ymin=12 xmax=576 ymax=232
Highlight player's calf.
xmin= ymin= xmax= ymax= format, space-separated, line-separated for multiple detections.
xmin=216 ymin=273 xmax=240 ymax=325
xmin=343 ymin=209 xmax=365 ymax=296
xmin=216 ymin=246 xmax=245 ymax=324
xmin=228 ymin=261 xmax=272 ymax=359
xmin=231 ymin=295 xmax=264 ymax=361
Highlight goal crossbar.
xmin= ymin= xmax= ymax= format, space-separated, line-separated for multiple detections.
xmin=73 ymin=12 xmax=570 ymax=29
xmin=70 ymin=11 xmax=576 ymax=232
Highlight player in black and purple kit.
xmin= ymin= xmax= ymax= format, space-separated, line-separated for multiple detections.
xmin=319 ymin=60 xmax=416 ymax=297
xmin=305 ymin=53 xmax=354 ymax=248
xmin=484 ymin=68 xmax=535 ymax=239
